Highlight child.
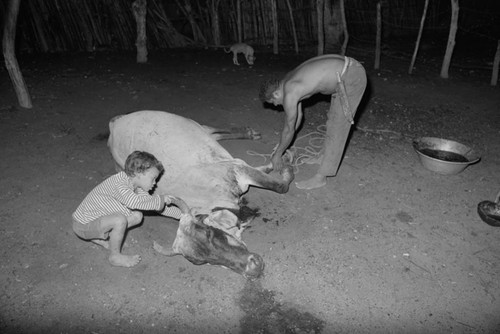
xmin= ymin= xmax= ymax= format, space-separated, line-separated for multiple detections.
xmin=72 ymin=151 xmax=182 ymax=268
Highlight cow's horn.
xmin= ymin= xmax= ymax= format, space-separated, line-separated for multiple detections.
xmin=169 ymin=196 xmax=190 ymax=214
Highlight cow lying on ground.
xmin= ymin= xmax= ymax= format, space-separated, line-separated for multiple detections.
xmin=107 ymin=110 xmax=294 ymax=278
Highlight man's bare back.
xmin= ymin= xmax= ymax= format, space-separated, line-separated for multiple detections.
xmin=283 ymin=54 xmax=347 ymax=101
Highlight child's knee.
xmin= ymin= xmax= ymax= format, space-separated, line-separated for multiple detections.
xmin=112 ymin=214 xmax=129 ymax=228
xmin=128 ymin=212 xmax=143 ymax=227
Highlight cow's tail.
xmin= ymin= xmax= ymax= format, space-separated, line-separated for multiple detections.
xmin=107 ymin=114 xmax=127 ymax=172
xmin=107 ymin=115 xmax=121 ymax=149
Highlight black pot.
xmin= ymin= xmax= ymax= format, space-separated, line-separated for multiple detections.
xmin=477 ymin=191 xmax=500 ymax=227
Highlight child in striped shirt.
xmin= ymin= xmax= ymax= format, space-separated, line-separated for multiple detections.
xmin=72 ymin=151 xmax=182 ymax=268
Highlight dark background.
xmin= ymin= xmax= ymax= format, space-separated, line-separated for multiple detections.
xmin=1 ymin=0 xmax=499 ymax=61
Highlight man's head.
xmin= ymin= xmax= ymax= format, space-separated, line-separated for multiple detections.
xmin=125 ymin=151 xmax=164 ymax=192
xmin=259 ymin=78 xmax=283 ymax=106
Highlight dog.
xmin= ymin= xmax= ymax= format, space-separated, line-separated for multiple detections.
xmin=224 ymin=43 xmax=255 ymax=66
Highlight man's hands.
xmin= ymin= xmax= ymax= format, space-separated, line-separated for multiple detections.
xmin=272 ymin=113 xmax=296 ymax=173
xmin=271 ymin=153 xmax=285 ymax=172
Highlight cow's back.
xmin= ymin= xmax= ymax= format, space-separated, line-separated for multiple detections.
xmin=108 ymin=110 xmax=233 ymax=167
xmin=108 ymin=110 xmax=240 ymax=210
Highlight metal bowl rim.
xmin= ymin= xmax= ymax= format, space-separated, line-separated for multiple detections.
xmin=414 ymin=148 xmax=480 ymax=165
xmin=413 ymin=137 xmax=481 ymax=164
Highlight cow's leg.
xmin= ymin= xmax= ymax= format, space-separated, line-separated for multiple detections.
xmin=238 ymin=153 xmax=294 ymax=194
xmin=202 ymin=125 xmax=261 ymax=141
xmin=254 ymin=163 xmax=273 ymax=173
xmin=240 ymin=164 xmax=294 ymax=193
xmin=153 ymin=241 xmax=178 ymax=257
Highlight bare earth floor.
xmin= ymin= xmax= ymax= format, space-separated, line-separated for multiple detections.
xmin=0 ymin=47 xmax=499 ymax=333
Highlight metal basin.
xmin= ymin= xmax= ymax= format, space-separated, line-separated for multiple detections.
xmin=412 ymin=137 xmax=480 ymax=175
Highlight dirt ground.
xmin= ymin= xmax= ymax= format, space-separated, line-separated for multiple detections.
xmin=1 ymin=46 xmax=499 ymax=334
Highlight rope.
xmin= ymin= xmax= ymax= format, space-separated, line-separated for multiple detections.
xmin=246 ymin=124 xmax=327 ymax=174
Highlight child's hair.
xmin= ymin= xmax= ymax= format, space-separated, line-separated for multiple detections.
xmin=124 ymin=151 xmax=164 ymax=176
xmin=259 ymin=78 xmax=280 ymax=102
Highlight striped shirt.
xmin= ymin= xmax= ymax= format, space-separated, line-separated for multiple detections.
xmin=72 ymin=171 xmax=181 ymax=224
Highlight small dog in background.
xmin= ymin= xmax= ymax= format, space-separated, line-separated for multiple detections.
xmin=224 ymin=43 xmax=255 ymax=66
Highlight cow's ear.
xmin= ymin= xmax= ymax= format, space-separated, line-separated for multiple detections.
xmin=195 ymin=214 xmax=209 ymax=223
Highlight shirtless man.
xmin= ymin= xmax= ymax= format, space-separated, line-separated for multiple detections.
xmin=259 ymin=54 xmax=367 ymax=190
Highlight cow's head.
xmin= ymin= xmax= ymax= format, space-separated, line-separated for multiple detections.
xmin=169 ymin=198 xmax=264 ymax=279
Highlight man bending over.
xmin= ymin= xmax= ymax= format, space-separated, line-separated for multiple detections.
xmin=260 ymin=54 xmax=367 ymax=190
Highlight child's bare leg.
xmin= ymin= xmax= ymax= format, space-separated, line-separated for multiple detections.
xmin=127 ymin=211 xmax=143 ymax=228
xmin=100 ymin=214 xmax=142 ymax=267
xmin=91 ymin=239 xmax=109 ymax=249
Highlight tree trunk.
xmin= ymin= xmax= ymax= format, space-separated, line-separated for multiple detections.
xmin=409 ymin=0 xmax=429 ymax=74
xmin=132 ymin=0 xmax=148 ymax=63
xmin=3 ymin=0 xmax=32 ymax=109
xmin=236 ymin=0 xmax=242 ymax=42
xmin=491 ymin=40 xmax=500 ymax=86
xmin=208 ymin=0 xmax=221 ymax=45
xmin=317 ymin=0 xmax=324 ymax=55
xmin=440 ymin=0 xmax=459 ymax=79
xmin=259 ymin=0 xmax=268 ymax=44
xmin=270 ymin=0 xmax=278 ymax=54
xmin=323 ymin=0 xmax=341 ymax=53
xmin=374 ymin=1 xmax=381 ymax=70
xmin=284 ymin=0 xmax=299 ymax=54
xmin=339 ymin=0 xmax=348 ymax=55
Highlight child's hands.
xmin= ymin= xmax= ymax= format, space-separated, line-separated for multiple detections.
xmin=163 ymin=195 xmax=176 ymax=205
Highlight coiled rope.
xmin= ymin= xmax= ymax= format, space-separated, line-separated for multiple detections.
xmin=246 ymin=124 xmax=327 ymax=173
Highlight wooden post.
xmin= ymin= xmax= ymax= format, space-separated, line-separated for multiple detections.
xmin=440 ymin=0 xmax=459 ymax=79
xmin=236 ymin=0 xmax=242 ymax=43
xmin=2 ymin=0 xmax=32 ymax=109
xmin=132 ymin=0 xmax=148 ymax=63
xmin=491 ymin=40 xmax=500 ymax=86
xmin=339 ymin=0 xmax=348 ymax=56
xmin=317 ymin=0 xmax=324 ymax=56
xmin=285 ymin=0 xmax=299 ymax=54
xmin=208 ymin=0 xmax=221 ymax=46
xmin=409 ymin=0 xmax=429 ymax=74
xmin=271 ymin=0 xmax=278 ymax=54
xmin=374 ymin=1 xmax=381 ymax=70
